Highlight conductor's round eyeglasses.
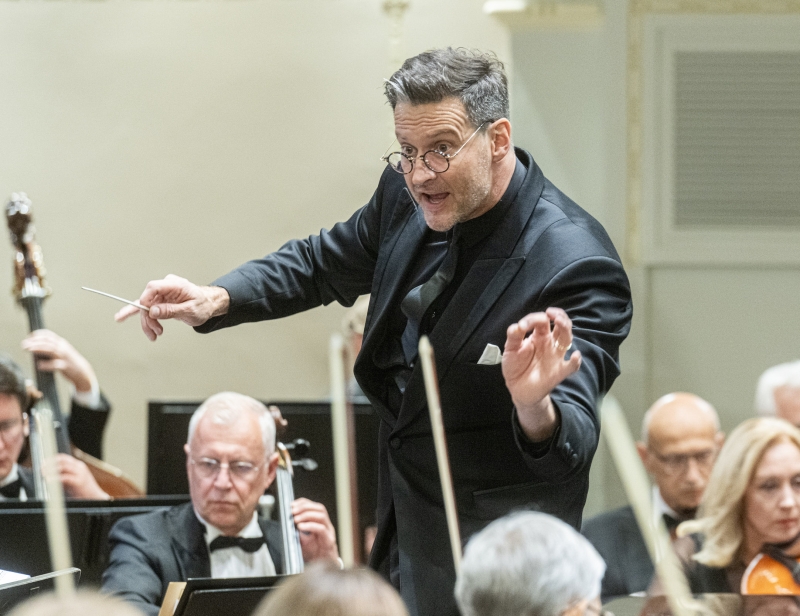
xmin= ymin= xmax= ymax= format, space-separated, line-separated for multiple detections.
xmin=381 ymin=121 xmax=491 ymax=175
xmin=190 ymin=457 xmax=262 ymax=480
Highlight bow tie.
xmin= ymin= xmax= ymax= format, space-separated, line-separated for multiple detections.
xmin=663 ymin=514 xmax=682 ymax=533
xmin=0 ymin=479 xmax=22 ymax=499
xmin=208 ymin=535 xmax=266 ymax=554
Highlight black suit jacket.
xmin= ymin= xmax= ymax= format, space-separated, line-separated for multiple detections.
xmin=101 ymin=502 xmax=284 ymax=616
xmin=196 ymin=149 xmax=632 ymax=616
xmin=582 ymin=505 xmax=654 ymax=601
xmin=68 ymin=393 xmax=111 ymax=460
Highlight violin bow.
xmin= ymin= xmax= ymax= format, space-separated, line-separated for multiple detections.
xmin=418 ymin=336 xmax=462 ymax=575
xmin=329 ymin=333 xmax=360 ymax=567
xmin=601 ymin=396 xmax=697 ymax=616
xmin=36 ymin=404 xmax=75 ymax=597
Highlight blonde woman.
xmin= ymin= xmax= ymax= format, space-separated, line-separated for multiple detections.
xmin=674 ymin=417 xmax=800 ymax=592
xmin=254 ymin=562 xmax=409 ymax=616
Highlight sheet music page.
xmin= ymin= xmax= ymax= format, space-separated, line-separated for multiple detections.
xmin=0 ymin=569 xmax=30 ymax=586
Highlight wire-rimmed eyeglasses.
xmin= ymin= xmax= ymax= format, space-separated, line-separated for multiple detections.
xmin=380 ymin=121 xmax=491 ymax=175
xmin=190 ymin=457 xmax=263 ymax=481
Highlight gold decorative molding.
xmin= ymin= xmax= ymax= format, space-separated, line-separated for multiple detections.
xmin=624 ymin=0 xmax=800 ymax=265
xmin=484 ymin=0 xmax=604 ymax=31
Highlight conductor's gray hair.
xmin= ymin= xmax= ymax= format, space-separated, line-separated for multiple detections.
xmin=384 ymin=48 xmax=509 ymax=129
xmin=454 ymin=511 xmax=605 ymax=616
xmin=755 ymin=361 xmax=800 ymax=416
xmin=187 ymin=392 xmax=276 ymax=456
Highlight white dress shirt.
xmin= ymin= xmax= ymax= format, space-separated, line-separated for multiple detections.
xmin=196 ymin=510 xmax=277 ymax=578
xmin=652 ymin=486 xmax=680 ymax=522
xmin=0 ymin=463 xmax=28 ymax=502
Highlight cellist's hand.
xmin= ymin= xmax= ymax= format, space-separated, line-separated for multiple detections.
xmin=114 ymin=274 xmax=230 ymax=341
xmin=292 ymin=497 xmax=339 ymax=563
xmin=502 ymin=308 xmax=582 ymax=441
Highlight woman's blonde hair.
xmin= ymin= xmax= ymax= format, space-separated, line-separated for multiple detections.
xmin=678 ymin=417 xmax=800 ymax=567
xmin=254 ymin=562 xmax=409 ymax=616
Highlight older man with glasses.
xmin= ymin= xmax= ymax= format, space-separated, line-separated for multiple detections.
xmin=582 ymin=393 xmax=724 ymax=601
xmin=116 ymin=48 xmax=633 ymax=616
xmin=101 ymin=392 xmax=338 ymax=616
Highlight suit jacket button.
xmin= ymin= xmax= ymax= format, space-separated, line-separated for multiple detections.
xmin=390 ymin=437 xmax=402 ymax=450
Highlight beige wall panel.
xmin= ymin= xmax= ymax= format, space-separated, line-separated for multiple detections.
xmin=650 ymin=267 xmax=800 ymax=431
xmin=0 ymin=0 xmax=507 ymax=486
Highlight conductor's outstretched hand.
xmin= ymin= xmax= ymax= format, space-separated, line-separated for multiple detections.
xmin=114 ymin=274 xmax=230 ymax=341
xmin=502 ymin=307 xmax=582 ymax=441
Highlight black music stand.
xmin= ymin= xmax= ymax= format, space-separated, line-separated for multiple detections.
xmin=172 ymin=575 xmax=289 ymax=616
xmin=0 ymin=568 xmax=81 ymax=615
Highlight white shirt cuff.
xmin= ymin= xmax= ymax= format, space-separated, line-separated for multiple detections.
xmin=71 ymin=377 xmax=102 ymax=410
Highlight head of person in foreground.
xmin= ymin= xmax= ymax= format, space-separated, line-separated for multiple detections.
xmin=253 ymin=561 xmax=409 ymax=616
xmin=8 ymin=590 xmax=143 ymax=616
xmin=454 ymin=511 xmax=606 ymax=616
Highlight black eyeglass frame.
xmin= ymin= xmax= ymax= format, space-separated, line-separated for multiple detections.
xmin=380 ymin=120 xmax=494 ymax=175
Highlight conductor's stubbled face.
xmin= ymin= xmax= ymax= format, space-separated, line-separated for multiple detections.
xmin=393 ymin=98 xmax=495 ymax=233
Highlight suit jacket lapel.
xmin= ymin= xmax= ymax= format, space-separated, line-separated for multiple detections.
xmin=357 ymin=193 xmax=428 ymax=426
xmin=170 ymin=503 xmax=211 ymax=579
xmin=393 ymin=152 xmax=546 ymax=433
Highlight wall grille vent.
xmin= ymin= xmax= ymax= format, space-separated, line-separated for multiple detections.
xmin=674 ymin=51 xmax=800 ymax=228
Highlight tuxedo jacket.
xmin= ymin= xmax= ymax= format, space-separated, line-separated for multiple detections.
xmin=196 ymin=148 xmax=633 ymax=616
xmin=582 ymin=505 xmax=654 ymax=601
xmin=101 ymin=502 xmax=284 ymax=616
xmin=68 ymin=393 xmax=111 ymax=460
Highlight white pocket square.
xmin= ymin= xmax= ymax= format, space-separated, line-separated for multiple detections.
xmin=477 ymin=343 xmax=503 ymax=365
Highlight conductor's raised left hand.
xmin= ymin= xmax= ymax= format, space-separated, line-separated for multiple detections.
xmin=502 ymin=307 xmax=582 ymax=441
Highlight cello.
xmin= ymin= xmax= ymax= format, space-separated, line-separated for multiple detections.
xmin=742 ymin=544 xmax=800 ymax=595
xmin=5 ymin=192 xmax=143 ymax=498
xmin=267 ymin=404 xmax=318 ymax=575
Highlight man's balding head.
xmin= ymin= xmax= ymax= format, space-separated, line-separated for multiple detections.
xmin=637 ymin=393 xmax=724 ymax=516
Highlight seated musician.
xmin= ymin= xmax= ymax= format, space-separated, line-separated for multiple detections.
xmin=454 ymin=511 xmax=605 ymax=616
xmin=582 ymin=392 xmax=723 ymax=600
xmin=670 ymin=417 xmax=800 ymax=593
xmin=101 ymin=392 xmax=339 ymax=616
xmin=755 ymin=361 xmax=800 ymax=427
xmin=0 ymin=350 xmax=111 ymax=501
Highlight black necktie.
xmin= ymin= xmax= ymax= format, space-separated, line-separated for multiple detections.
xmin=663 ymin=514 xmax=681 ymax=534
xmin=0 ymin=479 xmax=22 ymax=499
xmin=400 ymin=230 xmax=460 ymax=364
xmin=208 ymin=535 xmax=266 ymax=553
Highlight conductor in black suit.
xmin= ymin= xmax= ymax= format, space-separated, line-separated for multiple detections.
xmin=582 ymin=393 xmax=724 ymax=600
xmin=116 ymin=48 xmax=633 ymax=616
xmin=101 ymin=392 xmax=339 ymax=616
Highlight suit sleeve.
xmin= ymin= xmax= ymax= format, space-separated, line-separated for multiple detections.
xmin=101 ymin=517 xmax=166 ymax=616
xmin=195 ymin=169 xmax=400 ymax=333
xmin=512 ymin=252 xmax=632 ymax=482
xmin=68 ymin=392 xmax=111 ymax=459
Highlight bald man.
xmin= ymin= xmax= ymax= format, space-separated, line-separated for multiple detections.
xmin=582 ymin=393 xmax=724 ymax=601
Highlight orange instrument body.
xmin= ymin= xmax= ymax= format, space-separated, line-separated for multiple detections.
xmin=742 ymin=552 xmax=800 ymax=595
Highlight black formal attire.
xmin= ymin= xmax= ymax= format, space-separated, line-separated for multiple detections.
xmin=196 ymin=149 xmax=633 ymax=616
xmin=101 ymin=502 xmax=284 ymax=616
xmin=582 ymin=505 xmax=654 ymax=600
xmin=68 ymin=393 xmax=111 ymax=460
